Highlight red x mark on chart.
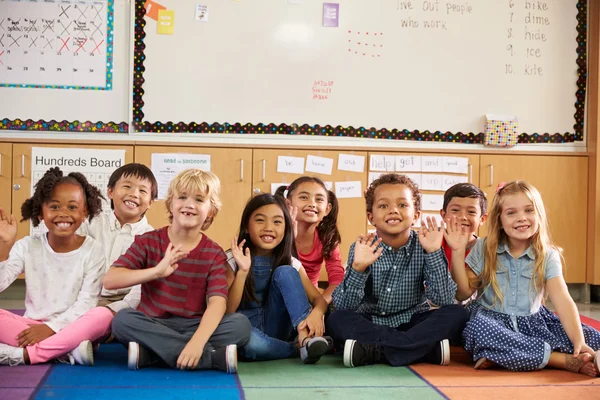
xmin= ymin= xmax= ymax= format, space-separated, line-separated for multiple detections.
xmin=91 ymin=39 xmax=104 ymax=55
xmin=58 ymin=37 xmax=70 ymax=53
xmin=0 ymin=50 xmax=4 ymax=65
xmin=75 ymin=39 xmax=87 ymax=54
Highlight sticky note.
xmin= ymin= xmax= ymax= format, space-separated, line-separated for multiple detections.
xmin=157 ymin=9 xmax=175 ymax=35
xmin=144 ymin=0 xmax=167 ymax=21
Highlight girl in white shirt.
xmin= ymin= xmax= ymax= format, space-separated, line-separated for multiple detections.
xmin=0 ymin=167 xmax=106 ymax=366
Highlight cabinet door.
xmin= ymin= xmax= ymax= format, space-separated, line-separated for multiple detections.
xmin=0 ymin=143 xmax=11 ymax=213
xmin=253 ymin=149 xmax=368 ymax=281
xmin=12 ymin=144 xmax=134 ymax=241
xmin=135 ymin=146 xmax=252 ymax=250
xmin=480 ymin=155 xmax=587 ymax=283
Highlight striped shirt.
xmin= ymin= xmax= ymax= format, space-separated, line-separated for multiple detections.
xmin=112 ymin=227 xmax=228 ymax=318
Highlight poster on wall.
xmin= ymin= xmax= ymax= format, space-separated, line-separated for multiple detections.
xmin=30 ymin=147 xmax=125 ymax=234
xmin=0 ymin=0 xmax=114 ymax=90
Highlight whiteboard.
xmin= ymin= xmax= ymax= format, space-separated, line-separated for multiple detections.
xmin=0 ymin=0 xmax=128 ymax=131
xmin=134 ymin=0 xmax=583 ymax=141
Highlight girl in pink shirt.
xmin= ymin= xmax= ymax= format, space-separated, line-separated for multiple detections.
xmin=276 ymin=177 xmax=344 ymax=304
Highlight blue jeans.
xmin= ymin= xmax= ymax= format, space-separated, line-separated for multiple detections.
xmin=239 ymin=263 xmax=311 ymax=361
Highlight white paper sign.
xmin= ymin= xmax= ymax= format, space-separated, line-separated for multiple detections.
xmin=368 ymin=172 xmax=384 ymax=185
xmin=305 ymin=155 xmax=333 ymax=175
xmin=335 ymin=181 xmax=362 ymax=198
xmin=30 ymin=147 xmax=126 ymax=234
xmin=271 ymin=183 xmax=288 ymax=195
xmin=151 ymin=153 xmax=211 ymax=200
xmin=396 ymin=155 xmax=422 ymax=172
xmin=195 ymin=4 xmax=209 ymax=21
xmin=421 ymin=194 xmax=444 ymax=211
xmin=421 ymin=157 xmax=443 ymax=172
xmin=277 ymin=156 xmax=305 ymax=174
xmin=421 ymin=174 xmax=444 ymax=191
xmin=338 ymin=154 xmax=365 ymax=173
xmin=369 ymin=155 xmax=394 ymax=171
xmin=404 ymin=173 xmax=422 ymax=187
xmin=443 ymin=157 xmax=469 ymax=174
xmin=442 ymin=175 xmax=469 ymax=190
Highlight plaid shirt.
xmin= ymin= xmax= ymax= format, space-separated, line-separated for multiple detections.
xmin=332 ymin=230 xmax=456 ymax=327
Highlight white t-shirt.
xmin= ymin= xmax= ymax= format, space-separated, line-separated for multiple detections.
xmin=0 ymin=234 xmax=105 ymax=332
xmin=225 ymin=249 xmax=303 ymax=273
xmin=78 ymin=212 xmax=154 ymax=312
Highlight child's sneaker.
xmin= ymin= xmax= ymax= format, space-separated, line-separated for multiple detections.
xmin=211 ymin=344 xmax=237 ymax=374
xmin=68 ymin=340 xmax=94 ymax=366
xmin=343 ymin=339 xmax=381 ymax=368
xmin=423 ymin=339 xmax=450 ymax=366
xmin=300 ymin=336 xmax=329 ymax=364
xmin=128 ymin=342 xmax=159 ymax=370
xmin=0 ymin=343 xmax=25 ymax=366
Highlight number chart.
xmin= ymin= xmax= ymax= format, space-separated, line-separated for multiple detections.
xmin=0 ymin=0 xmax=114 ymax=90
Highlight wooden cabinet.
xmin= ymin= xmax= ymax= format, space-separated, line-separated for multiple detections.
xmin=253 ymin=149 xmax=368 ymax=281
xmin=12 ymin=144 xmax=134 ymax=242
xmin=0 ymin=143 xmax=11 ymax=215
xmin=479 ymin=155 xmax=588 ymax=283
xmin=135 ymin=146 xmax=253 ymax=251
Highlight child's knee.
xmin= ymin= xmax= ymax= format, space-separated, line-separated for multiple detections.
xmin=110 ymin=308 xmax=137 ymax=333
xmin=271 ymin=265 xmax=299 ymax=282
xmin=227 ymin=313 xmax=252 ymax=345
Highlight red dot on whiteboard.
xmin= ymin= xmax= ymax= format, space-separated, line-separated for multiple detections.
xmin=374 ymin=33 xmax=378 ymax=36
xmin=366 ymin=32 xmax=369 ymax=35
xmin=358 ymin=32 xmax=360 ymax=34
xmin=348 ymin=40 xmax=351 ymax=42
xmin=348 ymin=49 xmax=351 ymax=51
xmin=378 ymin=55 xmax=381 ymax=57
xmin=348 ymin=30 xmax=351 ymax=33
xmin=358 ymin=42 xmax=361 ymax=45
xmin=380 ymin=45 xmax=383 ymax=47
xmin=355 ymin=51 xmax=357 ymax=54
xmin=380 ymin=32 xmax=384 ymax=35
xmin=373 ymin=44 xmax=375 ymax=47
xmin=362 ymin=53 xmax=366 ymax=56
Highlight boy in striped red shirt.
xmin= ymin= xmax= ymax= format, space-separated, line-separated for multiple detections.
xmin=104 ymin=169 xmax=251 ymax=373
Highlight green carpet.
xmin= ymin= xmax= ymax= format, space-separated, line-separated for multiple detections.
xmin=237 ymin=355 xmax=445 ymax=400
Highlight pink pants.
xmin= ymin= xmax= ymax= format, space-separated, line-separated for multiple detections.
xmin=0 ymin=307 xmax=113 ymax=364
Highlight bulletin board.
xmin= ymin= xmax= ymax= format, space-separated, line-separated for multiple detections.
xmin=0 ymin=0 xmax=128 ymax=133
xmin=132 ymin=0 xmax=586 ymax=143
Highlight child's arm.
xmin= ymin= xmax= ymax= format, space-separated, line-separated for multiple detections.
xmin=332 ymin=234 xmax=383 ymax=311
xmin=444 ymin=216 xmax=479 ymax=301
xmin=0 ymin=237 xmax=26 ymax=292
xmin=225 ymin=238 xmax=251 ymax=314
xmin=322 ymin=244 xmax=344 ymax=304
xmin=0 ymin=208 xmax=17 ymax=262
xmin=106 ymin=285 xmax=141 ymax=314
xmin=177 ymin=296 xmax=227 ymax=369
xmin=297 ymin=264 xmax=327 ymax=337
xmin=103 ymin=243 xmax=188 ymax=290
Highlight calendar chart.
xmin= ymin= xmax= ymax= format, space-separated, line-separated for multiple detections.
xmin=0 ymin=0 xmax=113 ymax=90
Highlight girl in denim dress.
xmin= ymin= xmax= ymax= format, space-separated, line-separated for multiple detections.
xmin=225 ymin=193 xmax=329 ymax=363
xmin=445 ymin=181 xmax=600 ymax=376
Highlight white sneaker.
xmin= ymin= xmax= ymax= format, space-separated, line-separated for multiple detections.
xmin=68 ymin=340 xmax=94 ymax=366
xmin=0 ymin=343 xmax=25 ymax=366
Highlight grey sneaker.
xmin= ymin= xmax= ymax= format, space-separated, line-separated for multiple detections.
xmin=0 ymin=343 xmax=25 ymax=366
xmin=300 ymin=337 xmax=329 ymax=364
xmin=343 ymin=339 xmax=381 ymax=368
xmin=68 ymin=340 xmax=94 ymax=366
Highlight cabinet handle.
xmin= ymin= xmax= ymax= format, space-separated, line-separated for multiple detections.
xmin=253 ymin=188 xmax=261 ymax=194
xmin=261 ymin=160 xmax=266 ymax=182
xmin=239 ymin=159 xmax=244 ymax=182
xmin=489 ymin=164 xmax=494 ymax=187
xmin=468 ymin=164 xmax=472 ymax=183
xmin=21 ymin=155 xmax=25 ymax=177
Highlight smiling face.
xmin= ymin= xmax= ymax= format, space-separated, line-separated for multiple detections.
xmin=367 ymin=183 xmax=419 ymax=242
xmin=247 ymin=204 xmax=286 ymax=256
xmin=40 ymin=182 xmax=88 ymax=239
xmin=108 ymin=175 xmax=154 ymax=225
xmin=287 ymin=181 xmax=331 ymax=225
xmin=499 ymin=192 xmax=539 ymax=248
xmin=441 ymin=197 xmax=487 ymax=238
xmin=169 ymin=189 xmax=213 ymax=231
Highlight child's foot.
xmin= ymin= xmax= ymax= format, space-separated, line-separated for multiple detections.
xmin=0 ymin=343 xmax=25 ymax=366
xmin=300 ymin=337 xmax=329 ymax=364
xmin=565 ymin=352 xmax=598 ymax=377
xmin=474 ymin=357 xmax=498 ymax=370
xmin=211 ymin=344 xmax=237 ymax=374
xmin=343 ymin=339 xmax=381 ymax=368
xmin=423 ymin=339 xmax=450 ymax=366
xmin=68 ymin=340 xmax=94 ymax=366
xmin=127 ymin=342 xmax=159 ymax=370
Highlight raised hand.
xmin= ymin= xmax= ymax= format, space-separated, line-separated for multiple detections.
xmin=154 ymin=243 xmax=188 ymax=279
xmin=351 ymin=233 xmax=383 ymax=272
xmin=0 ymin=208 xmax=17 ymax=245
xmin=418 ymin=216 xmax=444 ymax=253
xmin=288 ymin=205 xmax=298 ymax=238
xmin=231 ymin=236 xmax=251 ymax=273
xmin=443 ymin=216 xmax=470 ymax=252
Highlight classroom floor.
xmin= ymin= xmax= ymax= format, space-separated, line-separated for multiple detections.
xmin=1 ymin=301 xmax=600 ymax=400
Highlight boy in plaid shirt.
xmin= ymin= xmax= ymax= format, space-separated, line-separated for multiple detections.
xmin=327 ymin=173 xmax=468 ymax=367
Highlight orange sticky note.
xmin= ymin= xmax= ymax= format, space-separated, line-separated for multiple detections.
xmin=157 ymin=9 xmax=175 ymax=35
xmin=145 ymin=0 xmax=167 ymax=21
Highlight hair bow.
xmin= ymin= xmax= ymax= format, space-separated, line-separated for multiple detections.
xmin=495 ymin=181 xmax=507 ymax=194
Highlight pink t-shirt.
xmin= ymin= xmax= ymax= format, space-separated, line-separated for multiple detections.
xmin=297 ymin=231 xmax=344 ymax=287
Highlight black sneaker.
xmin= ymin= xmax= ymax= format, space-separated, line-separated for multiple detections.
xmin=423 ymin=339 xmax=450 ymax=366
xmin=127 ymin=342 xmax=160 ymax=370
xmin=300 ymin=337 xmax=329 ymax=364
xmin=211 ymin=345 xmax=237 ymax=374
xmin=343 ymin=339 xmax=381 ymax=368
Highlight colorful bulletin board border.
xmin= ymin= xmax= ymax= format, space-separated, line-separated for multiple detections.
xmin=131 ymin=1 xmax=586 ymax=143
xmin=0 ymin=0 xmax=116 ymax=91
